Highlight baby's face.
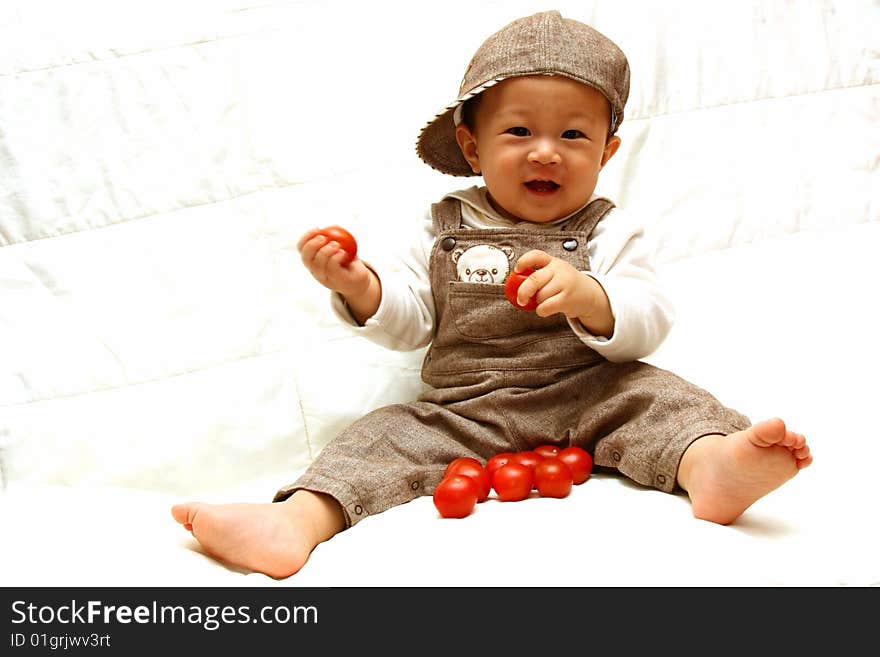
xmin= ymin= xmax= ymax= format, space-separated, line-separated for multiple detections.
xmin=456 ymin=75 xmax=620 ymax=223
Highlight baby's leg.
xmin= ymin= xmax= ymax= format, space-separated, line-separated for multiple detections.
xmin=677 ymin=417 xmax=812 ymax=525
xmin=170 ymin=490 xmax=345 ymax=579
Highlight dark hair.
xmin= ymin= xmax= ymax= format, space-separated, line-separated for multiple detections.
xmin=459 ymin=95 xmax=483 ymax=130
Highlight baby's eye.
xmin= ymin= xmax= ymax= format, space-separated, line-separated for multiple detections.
xmin=506 ymin=126 xmax=530 ymax=137
xmin=561 ymin=129 xmax=586 ymax=139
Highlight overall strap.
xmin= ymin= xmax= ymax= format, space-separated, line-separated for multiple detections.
xmin=431 ymin=195 xmax=614 ymax=234
xmin=430 ymin=197 xmax=463 ymax=233
xmin=562 ymin=197 xmax=616 ymax=235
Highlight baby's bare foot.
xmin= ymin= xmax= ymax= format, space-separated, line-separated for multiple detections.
xmin=678 ymin=418 xmax=813 ymax=525
xmin=171 ymin=491 xmax=344 ymax=579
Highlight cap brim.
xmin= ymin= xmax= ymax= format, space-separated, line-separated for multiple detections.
xmin=415 ymin=78 xmax=508 ymax=177
xmin=415 ymin=103 xmax=473 ymax=177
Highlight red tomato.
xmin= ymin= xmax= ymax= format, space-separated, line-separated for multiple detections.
xmin=511 ymin=450 xmax=544 ymax=473
xmin=534 ymin=444 xmax=561 ymax=459
xmin=433 ymin=475 xmax=479 ymax=518
xmin=317 ymin=225 xmax=358 ymax=264
xmin=485 ymin=452 xmax=515 ymax=485
xmin=557 ymin=446 xmax=593 ymax=485
xmin=444 ymin=456 xmax=481 ymax=478
xmin=534 ymin=458 xmax=573 ymax=498
xmin=511 ymin=451 xmax=545 ymax=490
xmin=504 ymin=270 xmax=537 ymax=310
xmin=444 ymin=457 xmax=490 ymax=502
xmin=492 ymin=463 xmax=533 ymax=502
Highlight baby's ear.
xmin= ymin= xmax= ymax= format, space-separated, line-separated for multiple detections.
xmin=455 ymin=124 xmax=481 ymax=174
xmin=601 ymin=135 xmax=621 ymax=168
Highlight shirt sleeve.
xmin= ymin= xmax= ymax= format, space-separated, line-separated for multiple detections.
xmin=567 ymin=207 xmax=675 ymax=362
xmin=330 ymin=209 xmax=436 ymax=351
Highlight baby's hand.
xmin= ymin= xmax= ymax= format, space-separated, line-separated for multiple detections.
xmin=512 ymin=249 xmax=613 ymax=337
xmin=297 ymin=228 xmax=373 ymax=299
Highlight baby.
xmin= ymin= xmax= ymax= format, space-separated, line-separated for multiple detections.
xmin=172 ymin=11 xmax=812 ymax=579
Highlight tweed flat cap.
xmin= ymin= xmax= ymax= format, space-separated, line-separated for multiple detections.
xmin=416 ymin=10 xmax=630 ymax=177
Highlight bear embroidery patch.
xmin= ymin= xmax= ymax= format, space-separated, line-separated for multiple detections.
xmin=451 ymin=244 xmax=514 ymax=284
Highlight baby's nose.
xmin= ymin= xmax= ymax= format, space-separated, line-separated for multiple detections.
xmin=528 ymin=139 xmax=562 ymax=165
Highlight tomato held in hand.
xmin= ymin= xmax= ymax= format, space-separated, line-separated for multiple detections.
xmin=504 ymin=270 xmax=538 ymax=310
xmin=444 ymin=457 xmax=491 ymax=502
xmin=492 ymin=463 xmax=533 ymax=502
xmin=433 ymin=474 xmax=479 ymax=518
xmin=316 ymin=225 xmax=358 ymax=264
xmin=557 ymin=446 xmax=593 ymax=485
xmin=534 ymin=458 xmax=573 ymax=498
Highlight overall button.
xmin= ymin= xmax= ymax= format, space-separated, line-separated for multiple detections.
xmin=441 ymin=237 xmax=457 ymax=251
xmin=562 ymin=238 xmax=578 ymax=251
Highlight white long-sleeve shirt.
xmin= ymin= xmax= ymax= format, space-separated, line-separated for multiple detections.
xmin=330 ymin=186 xmax=674 ymax=363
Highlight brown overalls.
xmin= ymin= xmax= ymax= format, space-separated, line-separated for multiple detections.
xmin=276 ymin=197 xmax=750 ymax=527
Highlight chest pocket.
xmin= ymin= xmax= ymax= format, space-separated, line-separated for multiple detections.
xmin=430 ymin=226 xmax=592 ymax=348
xmin=446 ymin=281 xmax=569 ymax=343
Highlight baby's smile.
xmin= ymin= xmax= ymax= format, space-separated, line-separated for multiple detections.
xmin=524 ymin=179 xmax=561 ymax=194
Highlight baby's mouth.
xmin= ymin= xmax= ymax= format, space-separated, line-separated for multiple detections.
xmin=524 ymin=179 xmax=560 ymax=193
